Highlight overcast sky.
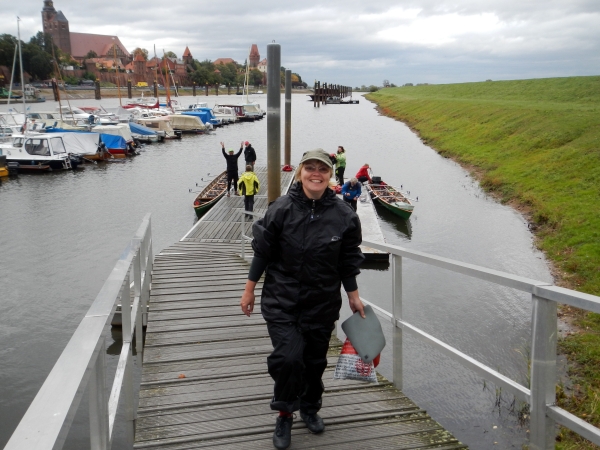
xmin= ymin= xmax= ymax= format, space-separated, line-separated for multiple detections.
xmin=4 ymin=0 xmax=600 ymax=86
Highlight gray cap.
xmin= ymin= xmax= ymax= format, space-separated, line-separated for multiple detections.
xmin=299 ymin=148 xmax=333 ymax=169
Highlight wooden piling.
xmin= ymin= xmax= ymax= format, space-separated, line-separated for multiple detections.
xmin=127 ymin=80 xmax=132 ymax=99
xmin=94 ymin=80 xmax=101 ymax=100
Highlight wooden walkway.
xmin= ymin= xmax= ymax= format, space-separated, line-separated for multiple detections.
xmin=135 ymin=168 xmax=467 ymax=449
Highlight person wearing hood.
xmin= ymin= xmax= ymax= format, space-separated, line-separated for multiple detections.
xmin=238 ymin=165 xmax=260 ymax=219
xmin=221 ymin=142 xmax=242 ymax=196
xmin=243 ymin=140 xmax=257 ymax=168
xmin=240 ymin=148 xmax=365 ymax=450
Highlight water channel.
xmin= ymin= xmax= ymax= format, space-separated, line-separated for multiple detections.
xmin=0 ymin=93 xmax=553 ymax=449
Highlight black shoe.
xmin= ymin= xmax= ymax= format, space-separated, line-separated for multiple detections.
xmin=273 ymin=416 xmax=293 ymax=449
xmin=300 ymin=411 xmax=324 ymax=434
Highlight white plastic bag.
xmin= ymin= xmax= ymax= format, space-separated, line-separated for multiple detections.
xmin=333 ymin=338 xmax=378 ymax=383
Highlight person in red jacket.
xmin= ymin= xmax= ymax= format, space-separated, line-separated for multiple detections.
xmin=355 ymin=164 xmax=371 ymax=183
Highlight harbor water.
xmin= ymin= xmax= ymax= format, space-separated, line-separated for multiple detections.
xmin=0 ymin=93 xmax=552 ymax=449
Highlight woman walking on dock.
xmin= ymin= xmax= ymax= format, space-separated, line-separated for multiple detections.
xmin=237 ymin=165 xmax=260 ymax=219
xmin=240 ymin=148 xmax=365 ymax=450
xmin=335 ymin=146 xmax=346 ymax=185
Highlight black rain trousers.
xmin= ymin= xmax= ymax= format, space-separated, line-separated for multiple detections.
xmin=266 ymin=321 xmax=335 ymax=414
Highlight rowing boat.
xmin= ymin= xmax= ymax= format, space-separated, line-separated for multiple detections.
xmin=366 ymin=181 xmax=414 ymax=219
xmin=193 ymin=171 xmax=228 ymax=218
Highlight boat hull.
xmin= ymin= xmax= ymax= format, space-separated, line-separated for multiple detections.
xmin=374 ymin=198 xmax=413 ymax=219
xmin=193 ymin=171 xmax=228 ymax=219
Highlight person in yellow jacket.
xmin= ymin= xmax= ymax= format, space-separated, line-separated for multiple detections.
xmin=238 ymin=165 xmax=260 ymax=219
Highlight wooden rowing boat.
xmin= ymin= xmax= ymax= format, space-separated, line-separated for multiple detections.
xmin=366 ymin=181 xmax=414 ymax=220
xmin=193 ymin=171 xmax=228 ymax=218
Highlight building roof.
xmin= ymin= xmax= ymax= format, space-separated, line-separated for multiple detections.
xmin=134 ymin=53 xmax=145 ymax=62
xmin=55 ymin=11 xmax=68 ymax=22
xmin=214 ymin=58 xmax=235 ymax=65
xmin=257 ymin=58 xmax=267 ymax=66
xmin=250 ymin=44 xmax=259 ymax=57
xmin=183 ymin=46 xmax=192 ymax=57
xmin=69 ymin=32 xmax=131 ymax=59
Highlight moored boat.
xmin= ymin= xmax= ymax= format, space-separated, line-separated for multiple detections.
xmin=0 ymin=133 xmax=85 ymax=171
xmin=193 ymin=171 xmax=228 ymax=218
xmin=366 ymin=180 xmax=414 ymax=219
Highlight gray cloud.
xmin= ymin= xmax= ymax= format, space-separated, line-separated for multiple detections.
xmin=4 ymin=0 xmax=599 ymax=86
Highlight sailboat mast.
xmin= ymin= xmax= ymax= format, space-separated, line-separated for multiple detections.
xmin=113 ymin=38 xmax=122 ymax=106
xmin=154 ymin=45 xmax=160 ymax=105
xmin=245 ymin=47 xmax=250 ymax=103
xmin=17 ymin=17 xmax=26 ymax=122
xmin=7 ymin=44 xmax=17 ymax=107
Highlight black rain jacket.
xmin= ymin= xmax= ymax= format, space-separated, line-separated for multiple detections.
xmin=251 ymin=182 xmax=364 ymax=325
xmin=244 ymin=145 xmax=257 ymax=163
xmin=222 ymin=147 xmax=242 ymax=172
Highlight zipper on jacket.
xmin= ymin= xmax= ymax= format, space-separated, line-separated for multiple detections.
xmin=311 ymin=199 xmax=316 ymax=220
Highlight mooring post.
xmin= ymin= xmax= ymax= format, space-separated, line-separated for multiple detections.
xmin=317 ymin=81 xmax=321 ymax=107
xmin=227 ymin=83 xmax=231 ymax=95
xmin=94 ymin=79 xmax=101 ymax=100
xmin=51 ymin=79 xmax=59 ymax=101
xmin=284 ymin=69 xmax=291 ymax=166
xmin=216 ymin=84 xmax=219 ymax=96
xmin=267 ymin=42 xmax=281 ymax=203
xmin=313 ymin=80 xmax=317 ymax=108
xmin=192 ymin=82 xmax=196 ymax=97
xmin=127 ymin=79 xmax=132 ymax=99
xmin=153 ymin=81 xmax=158 ymax=98
xmin=205 ymin=83 xmax=208 ymax=96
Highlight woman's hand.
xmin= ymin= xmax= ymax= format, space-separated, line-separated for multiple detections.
xmin=220 ymin=141 xmax=225 ymax=147
xmin=240 ymin=280 xmax=257 ymax=316
xmin=347 ymin=290 xmax=365 ymax=318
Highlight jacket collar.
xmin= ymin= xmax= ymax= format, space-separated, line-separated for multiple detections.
xmin=288 ymin=181 xmax=336 ymax=207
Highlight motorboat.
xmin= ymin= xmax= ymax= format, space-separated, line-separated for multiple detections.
xmin=181 ymin=110 xmax=221 ymax=127
xmin=167 ymin=115 xmax=207 ymax=133
xmin=91 ymin=124 xmax=136 ymax=156
xmin=0 ymin=133 xmax=89 ymax=171
xmin=212 ymin=106 xmax=238 ymax=124
xmin=132 ymin=117 xmax=182 ymax=140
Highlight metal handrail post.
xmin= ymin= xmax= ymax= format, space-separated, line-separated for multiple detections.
xmin=133 ymin=249 xmax=143 ymax=354
xmin=529 ymin=294 xmax=558 ymax=449
xmin=124 ymin=347 xmax=136 ymax=445
xmin=392 ymin=254 xmax=403 ymax=390
xmin=241 ymin=211 xmax=246 ymax=259
xmin=122 ymin=273 xmax=132 ymax=343
xmin=89 ymin=342 xmax=109 ymax=450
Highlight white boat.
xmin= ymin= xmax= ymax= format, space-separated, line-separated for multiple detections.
xmin=134 ymin=117 xmax=182 ymax=140
xmin=212 ymin=106 xmax=238 ymax=124
xmin=0 ymin=132 xmax=95 ymax=171
xmin=167 ymin=114 xmax=207 ymax=133
xmin=92 ymin=124 xmax=134 ymax=144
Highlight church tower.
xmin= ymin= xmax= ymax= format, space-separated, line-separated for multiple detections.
xmin=249 ymin=44 xmax=260 ymax=68
xmin=41 ymin=1 xmax=71 ymax=55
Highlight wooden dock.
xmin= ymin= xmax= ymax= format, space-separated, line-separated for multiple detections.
xmin=135 ymin=168 xmax=466 ymax=449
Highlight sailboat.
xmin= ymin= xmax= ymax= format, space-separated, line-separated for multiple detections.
xmin=238 ymin=48 xmax=264 ymax=120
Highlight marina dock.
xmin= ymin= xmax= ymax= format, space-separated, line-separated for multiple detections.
xmin=135 ymin=167 xmax=465 ymax=449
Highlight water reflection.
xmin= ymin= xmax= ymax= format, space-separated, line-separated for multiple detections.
xmin=372 ymin=203 xmax=413 ymax=240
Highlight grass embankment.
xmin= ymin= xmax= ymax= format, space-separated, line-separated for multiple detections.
xmin=367 ymin=76 xmax=600 ymax=449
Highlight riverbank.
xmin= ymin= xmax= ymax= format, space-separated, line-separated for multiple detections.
xmin=367 ymin=76 xmax=600 ymax=449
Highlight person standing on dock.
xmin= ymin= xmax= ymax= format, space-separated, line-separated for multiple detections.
xmin=341 ymin=177 xmax=361 ymax=211
xmin=356 ymin=163 xmax=372 ymax=184
xmin=335 ymin=146 xmax=346 ymax=185
xmin=238 ymin=165 xmax=260 ymax=219
xmin=243 ymin=141 xmax=256 ymax=168
xmin=221 ymin=142 xmax=242 ymax=196
xmin=239 ymin=148 xmax=365 ymax=450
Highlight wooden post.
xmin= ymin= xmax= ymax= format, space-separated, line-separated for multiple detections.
xmin=94 ymin=79 xmax=101 ymax=100
xmin=153 ymin=81 xmax=158 ymax=97
xmin=192 ymin=82 xmax=196 ymax=96
xmin=216 ymin=84 xmax=218 ymax=96
xmin=205 ymin=83 xmax=208 ymax=96
xmin=313 ymin=81 xmax=317 ymax=108
xmin=127 ymin=79 xmax=132 ymax=99
xmin=51 ymin=79 xmax=59 ymax=101
xmin=227 ymin=84 xmax=230 ymax=95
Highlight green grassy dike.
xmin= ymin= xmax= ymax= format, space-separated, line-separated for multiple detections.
xmin=367 ymin=76 xmax=600 ymax=449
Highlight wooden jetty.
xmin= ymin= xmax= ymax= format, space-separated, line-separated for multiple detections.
xmin=135 ymin=167 xmax=466 ymax=449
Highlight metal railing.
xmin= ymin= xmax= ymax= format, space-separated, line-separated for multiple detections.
xmin=359 ymin=238 xmax=600 ymax=449
xmin=5 ymin=214 xmax=153 ymax=450
xmin=240 ymin=209 xmax=261 ymax=259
